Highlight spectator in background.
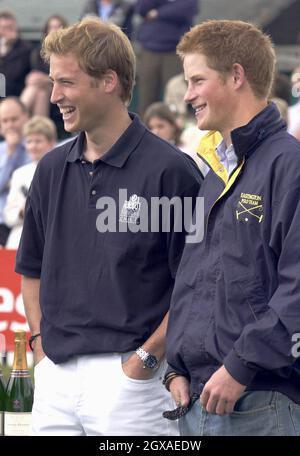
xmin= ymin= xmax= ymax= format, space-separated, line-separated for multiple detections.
xmin=135 ymin=0 xmax=198 ymax=116
xmin=143 ymin=101 xmax=182 ymax=146
xmin=164 ymin=72 xmax=188 ymax=120
xmin=4 ymin=116 xmax=56 ymax=249
xmin=144 ymin=100 xmax=209 ymax=176
xmin=80 ymin=0 xmax=136 ymax=38
xmin=271 ymin=97 xmax=288 ymax=124
xmin=20 ymin=15 xmax=68 ymax=117
xmin=288 ymin=65 xmax=300 ymax=139
xmin=0 ymin=97 xmax=29 ymax=246
xmin=271 ymin=72 xmax=291 ymax=105
xmin=0 ymin=11 xmax=31 ymax=97
xmin=267 ymin=72 xmax=291 ymax=129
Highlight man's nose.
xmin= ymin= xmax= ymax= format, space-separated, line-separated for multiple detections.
xmin=184 ymin=85 xmax=195 ymax=104
xmin=50 ymin=83 xmax=63 ymax=105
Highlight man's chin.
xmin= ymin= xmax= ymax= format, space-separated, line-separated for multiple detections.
xmin=63 ymin=122 xmax=77 ymax=133
xmin=197 ymin=118 xmax=214 ymax=132
xmin=197 ymin=121 xmax=208 ymax=131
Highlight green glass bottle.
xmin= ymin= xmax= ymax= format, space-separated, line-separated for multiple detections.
xmin=0 ymin=364 xmax=6 ymax=436
xmin=4 ymin=331 xmax=34 ymax=436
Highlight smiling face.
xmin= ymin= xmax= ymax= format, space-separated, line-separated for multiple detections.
xmin=183 ymin=53 xmax=235 ymax=135
xmin=49 ymin=53 xmax=109 ymax=134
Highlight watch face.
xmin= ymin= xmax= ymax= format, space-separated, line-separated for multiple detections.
xmin=144 ymin=354 xmax=158 ymax=370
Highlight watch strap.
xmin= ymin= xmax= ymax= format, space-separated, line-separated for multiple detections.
xmin=135 ymin=346 xmax=149 ymax=362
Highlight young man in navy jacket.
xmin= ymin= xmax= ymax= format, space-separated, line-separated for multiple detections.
xmin=165 ymin=19 xmax=300 ymax=435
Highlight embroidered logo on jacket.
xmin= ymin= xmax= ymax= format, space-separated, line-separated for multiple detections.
xmin=236 ymin=193 xmax=264 ymax=223
xmin=119 ymin=194 xmax=141 ymax=224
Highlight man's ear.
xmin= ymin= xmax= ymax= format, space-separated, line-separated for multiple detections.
xmin=231 ymin=63 xmax=245 ymax=90
xmin=102 ymin=70 xmax=118 ymax=94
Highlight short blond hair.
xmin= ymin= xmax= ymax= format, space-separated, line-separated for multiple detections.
xmin=23 ymin=116 xmax=57 ymax=142
xmin=41 ymin=17 xmax=136 ymax=105
xmin=177 ymin=20 xmax=276 ymax=99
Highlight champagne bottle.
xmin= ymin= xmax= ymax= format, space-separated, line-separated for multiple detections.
xmin=4 ymin=331 xmax=34 ymax=436
xmin=0 ymin=364 xmax=6 ymax=436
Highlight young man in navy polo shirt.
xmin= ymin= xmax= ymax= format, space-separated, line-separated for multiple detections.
xmin=15 ymin=17 xmax=201 ymax=435
xmin=165 ymin=20 xmax=300 ymax=435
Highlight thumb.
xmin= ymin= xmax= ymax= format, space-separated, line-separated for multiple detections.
xmin=170 ymin=377 xmax=190 ymax=407
xmin=177 ymin=390 xmax=190 ymax=408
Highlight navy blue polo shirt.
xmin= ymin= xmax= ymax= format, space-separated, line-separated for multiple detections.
xmin=15 ymin=113 xmax=201 ymax=364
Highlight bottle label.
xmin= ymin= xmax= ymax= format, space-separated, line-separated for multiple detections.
xmin=4 ymin=412 xmax=32 ymax=436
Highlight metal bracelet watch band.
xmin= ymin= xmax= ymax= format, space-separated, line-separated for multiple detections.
xmin=135 ymin=346 xmax=159 ymax=370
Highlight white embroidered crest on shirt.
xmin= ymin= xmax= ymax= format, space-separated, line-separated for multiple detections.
xmin=119 ymin=194 xmax=141 ymax=224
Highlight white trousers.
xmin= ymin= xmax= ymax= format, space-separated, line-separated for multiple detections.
xmin=32 ymin=352 xmax=179 ymax=436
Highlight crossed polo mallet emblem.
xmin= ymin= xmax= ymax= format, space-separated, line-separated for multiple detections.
xmin=236 ymin=201 xmax=264 ymax=223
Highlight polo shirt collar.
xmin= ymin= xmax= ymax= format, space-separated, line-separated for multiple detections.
xmin=66 ymin=113 xmax=145 ymax=167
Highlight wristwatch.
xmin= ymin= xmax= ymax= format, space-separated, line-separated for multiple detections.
xmin=135 ymin=347 xmax=159 ymax=370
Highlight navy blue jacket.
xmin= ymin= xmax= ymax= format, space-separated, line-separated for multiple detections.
xmin=166 ymin=103 xmax=300 ymax=404
xmin=135 ymin=0 xmax=199 ymax=52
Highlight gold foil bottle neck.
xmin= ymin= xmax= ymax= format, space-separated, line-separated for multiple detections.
xmin=12 ymin=331 xmax=28 ymax=371
xmin=14 ymin=330 xmax=27 ymax=342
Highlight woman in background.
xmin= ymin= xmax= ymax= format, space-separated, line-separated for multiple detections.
xmin=143 ymin=101 xmax=182 ymax=146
